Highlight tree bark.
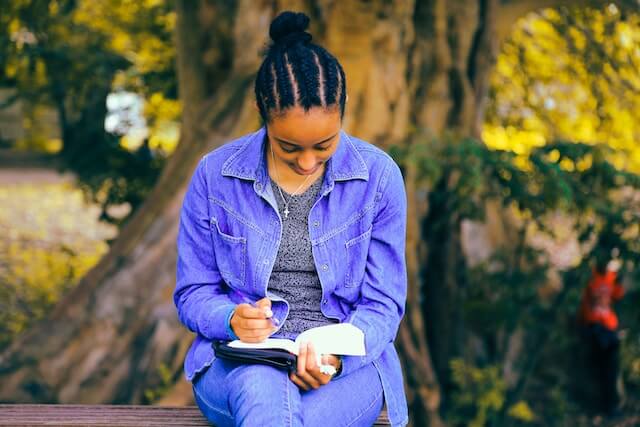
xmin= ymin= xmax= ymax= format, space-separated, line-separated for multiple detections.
xmin=0 ymin=0 xmax=578 ymax=424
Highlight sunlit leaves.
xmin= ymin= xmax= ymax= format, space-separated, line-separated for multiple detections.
xmin=485 ymin=5 xmax=640 ymax=172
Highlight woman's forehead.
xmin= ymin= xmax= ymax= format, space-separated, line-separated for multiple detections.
xmin=268 ymin=107 xmax=341 ymax=146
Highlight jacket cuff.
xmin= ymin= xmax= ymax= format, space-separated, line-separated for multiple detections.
xmin=338 ymin=354 xmax=368 ymax=377
xmin=225 ymin=306 xmax=239 ymax=340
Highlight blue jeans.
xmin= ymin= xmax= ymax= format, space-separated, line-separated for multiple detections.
xmin=192 ymin=358 xmax=384 ymax=426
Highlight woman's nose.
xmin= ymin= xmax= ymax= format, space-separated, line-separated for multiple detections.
xmin=297 ymin=152 xmax=316 ymax=171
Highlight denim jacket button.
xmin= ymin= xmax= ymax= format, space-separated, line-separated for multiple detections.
xmin=323 ymin=299 xmax=328 ymax=304
xmin=313 ymin=220 xmax=320 ymax=227
xmin=321 ymin=264 xmax=328 ymax=271
xmin=255 ymin=183 xmax=262 ymax=191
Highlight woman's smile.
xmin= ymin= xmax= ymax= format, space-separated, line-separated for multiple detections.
xmin=290 ymin=162 xmax=322 ymax=176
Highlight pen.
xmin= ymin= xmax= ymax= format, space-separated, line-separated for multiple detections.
xmin=264 ymin=308 xmax=280 ymax=326
xmin=256 ymin=302 xmax=279 ymax=326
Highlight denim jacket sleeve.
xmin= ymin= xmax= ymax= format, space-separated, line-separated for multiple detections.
xmin=340 ymin=160 xmax=407 ymax=377
xmin=174 ymin=156 xmax=238 ymax=341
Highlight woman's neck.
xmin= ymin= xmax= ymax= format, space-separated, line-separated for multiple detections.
xmin=266 ymin=149 xmax=325 ymax=194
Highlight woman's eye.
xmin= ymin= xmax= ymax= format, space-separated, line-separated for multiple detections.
xmin=279 ymin=143 xmax=331 ymax=153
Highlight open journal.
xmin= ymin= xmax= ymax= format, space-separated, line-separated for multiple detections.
xmin=227 ymin=323 xmax=366 ymax=357
xmin=215 ymin=323 xmax=366 ymax=374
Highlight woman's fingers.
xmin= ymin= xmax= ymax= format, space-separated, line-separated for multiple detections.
xmin=289 ymin=345 xmax=341 ymax=390
xmin=294 ymin=343 xmax=322 ymax=389
xmin=235 ymin=323 xmax=275 ymax=340
xmin=308 ymin=344 xmax=333 ymax=385
xmin=255 ymin=297 xmax=272 ymax=311
xmin=289 ymin=372 xmax=309 ymax=391
xmin=235 ymin=303 xmax=272 ymax=319
xmin=231 ymin=301 xmax=278 ymax=342
xmin=237 ymin=318 xmax=273 ymax=330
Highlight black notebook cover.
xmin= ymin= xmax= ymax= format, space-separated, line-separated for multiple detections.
xmin=213 ymin=341 xmax=297 ymax=372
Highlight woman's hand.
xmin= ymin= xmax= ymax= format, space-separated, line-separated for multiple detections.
xmin=289 ymin=342 xmax=342 ymax=390
xmin=230 ymin=297 xmax=277 ymax=343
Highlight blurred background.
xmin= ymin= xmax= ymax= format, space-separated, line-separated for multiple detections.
xmin=0 ymin=1 xmax=639 ymax=426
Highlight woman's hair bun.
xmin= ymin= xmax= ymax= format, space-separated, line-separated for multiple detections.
xmin=269 ymin=11 xmax=312 ymax=47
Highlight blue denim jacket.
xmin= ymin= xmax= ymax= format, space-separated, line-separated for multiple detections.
xmin=174 ymin=127 xmax=408 ymax=426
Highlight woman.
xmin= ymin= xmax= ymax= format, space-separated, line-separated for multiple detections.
xmin=174 ymin=11 xmax=408 ymax=427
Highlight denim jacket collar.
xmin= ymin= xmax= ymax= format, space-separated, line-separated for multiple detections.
xmin=221 ymin=127 xmax=369 ymax=192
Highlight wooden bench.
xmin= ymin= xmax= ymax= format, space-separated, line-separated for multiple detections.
xmin=0 ymin=404 xmax=391 ymax=426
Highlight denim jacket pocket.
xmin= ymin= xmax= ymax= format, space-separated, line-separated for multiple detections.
xmin=210 ymin=217 xmax=246 ymax=289
xmin=344 ymin=225 xmax=373 ymax=287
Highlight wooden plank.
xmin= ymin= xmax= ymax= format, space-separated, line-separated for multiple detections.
xmin=0 ymin=404 xmax=391 ymax=426
xmin=0 ymin=405 xmax=209 ymax=426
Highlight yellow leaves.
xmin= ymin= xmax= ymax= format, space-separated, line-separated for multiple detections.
xmin=8 ymin=18 xmax=21 ymax=38
xmin=135 ymin=37 xmax=175 ymax=74
xmin=160 ymin=11 xmax=177 ymax=32
xmin=49 ymin=0 xmax=60 ymax=15
xmin=110 ymin=32 xmax=133 ymax=59
xmin=73 ymin=0 xmax=176 ymax=74
xmin=148 ymin=92 xmax=179 ymax=116
xmin=508 ymin=401 xmax=535 ymax=422
xmin=34 ymin=59 xmax=48 ymax=86
xmin=482 ymin=124 xmax=546 ymax=157
xmin=569 ymin=27 xmax=586 ymax=50
xmin=575 ymin=153 xmax=593 ymax=171
xmin=616 ymin=22 xmax=634 ymax=51
xmin=46 ymin=138 xmax=63 ymax=153
xmin=5 ymin=62 xmax=17 ymax=79
xmin=567 ymin=115 xmax=598 ymax=143
xmin=495 ymin=56 xmax=514 ymax=80
xmin=119 ymin=135 xmax=143 ymax=151
xmin=487 ymin=6 xmax=640 ymax=174
xmin=148 ymin=121 xmax=180 ymax=153
xmin=526 ymin=12 xmax=557 ymax=42
xmin=144 ymin=0 xmax=163 ymax=7
xmin=145 ymin=92 xmax=181 ymax=153
xmin=559 ymin=158 xmax=575 ymax=171
xmin=0 ymin=182 xmax=116 ymax=347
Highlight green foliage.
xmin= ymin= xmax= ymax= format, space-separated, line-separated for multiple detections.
xmin=394 ymin=127 xmax=640 ymax=424
xmin=448 ymin=358 xmax=508 ymax=427
xmin=142 ymin=362 xmax=175 ymax=404
xmin=0 ymin=0 xmax=177 ymax=225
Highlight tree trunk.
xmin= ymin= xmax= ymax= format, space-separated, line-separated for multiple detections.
xmin=0 ymin=0 xmax=576 ymax=424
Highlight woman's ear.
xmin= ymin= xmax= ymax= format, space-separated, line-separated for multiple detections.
xmin=345 ymin=94 xmax=349 ymax=103
xmin=253 ymin=101 xmax=260 ymax=111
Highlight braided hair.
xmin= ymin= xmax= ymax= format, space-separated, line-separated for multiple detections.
xmin=255 ymin=11 xmax=347 ymax=123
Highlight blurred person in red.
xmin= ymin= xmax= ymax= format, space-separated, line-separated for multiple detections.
xmin=578 ymin=249 xmax=625 ymax=417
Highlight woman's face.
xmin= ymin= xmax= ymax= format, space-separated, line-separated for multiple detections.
xmin=266 ymin=106 xmax=341 ymax=176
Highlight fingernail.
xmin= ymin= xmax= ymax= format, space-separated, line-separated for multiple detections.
xmin=263 ymin=308 xmax=273 ymax=317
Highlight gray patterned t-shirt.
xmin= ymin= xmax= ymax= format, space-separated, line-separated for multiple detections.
xmin=268 ymin=175 xmax=337 ymax=339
